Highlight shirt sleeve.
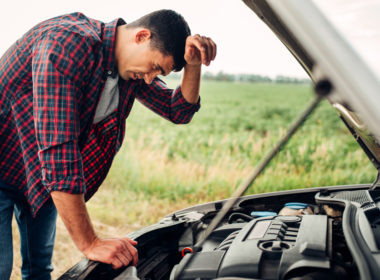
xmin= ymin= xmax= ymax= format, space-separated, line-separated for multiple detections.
xmin=135 ymin=77 xmax=201 ymax=124
xmin=32 ymin=31 xmax=93 ymax=194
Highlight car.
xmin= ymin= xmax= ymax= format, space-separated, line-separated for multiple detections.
xmin=58 ymin=0 xmax=380 ymax=279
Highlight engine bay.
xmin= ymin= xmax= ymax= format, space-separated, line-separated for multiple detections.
xmin=58 ymin=186 xmax=380 ymax=280
xmin=173 ymin=214 xmax=335 ymax=279
xmin=170 ymin=198 xmax=355 ymax=280
xmin=133 ymin=188 xmax=380 ymax=280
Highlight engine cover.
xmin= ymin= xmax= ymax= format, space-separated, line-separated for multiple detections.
xmin=171 ymin=215 xmax=331 ymax=279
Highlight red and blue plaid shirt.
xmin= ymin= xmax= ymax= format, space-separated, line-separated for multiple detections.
xmin=0 ymin=12 xmax=200 ymax=216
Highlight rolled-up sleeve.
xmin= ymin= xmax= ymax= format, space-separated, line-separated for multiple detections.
xmin=32 ymin=31 xmax=92 ymax=194
xmin=136 ymin=77 xmax=200 ymax=124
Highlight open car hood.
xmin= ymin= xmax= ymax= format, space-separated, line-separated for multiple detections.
xmin=243 ymin=0 xmax=380 ymax=173
xmin=58 ymin=2 xmax=380 ymax=280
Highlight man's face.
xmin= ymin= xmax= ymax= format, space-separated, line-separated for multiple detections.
xmin=115 ymin=29 xmax=175 ymax=84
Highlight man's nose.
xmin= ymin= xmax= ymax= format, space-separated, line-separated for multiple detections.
xmin=143 ymin=73 xmax=156 ymax=84
xmin=144 ymin=70 xmax=161 ymax=84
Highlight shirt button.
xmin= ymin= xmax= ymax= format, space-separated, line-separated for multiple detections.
xmin=107 ymin=70 xmax=113 ymax=76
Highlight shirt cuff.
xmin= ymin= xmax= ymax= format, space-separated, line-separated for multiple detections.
xmin=41 ymin=158 xmax=86 ymax=194
xmin=172 ymin=85 xmax=201 ymax=113
xmin=44 ymin=175 xmax=86 ymax=194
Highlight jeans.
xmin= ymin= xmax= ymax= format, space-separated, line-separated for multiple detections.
xmin=0 ymin=185 xmax=57 ymax=280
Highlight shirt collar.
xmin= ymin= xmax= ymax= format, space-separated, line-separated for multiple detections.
xmin=102 ymin=18 xmax=126 ymax=78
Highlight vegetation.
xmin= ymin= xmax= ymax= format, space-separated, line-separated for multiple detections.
xmin=89 ymin=79 xmax=374 ymax=227
xmin=170 ymin=71 xmax=310 ymax=84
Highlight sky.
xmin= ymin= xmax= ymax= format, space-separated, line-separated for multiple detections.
xmin=0 ymin=0 xmax=309 ymax=79
xmin=0 ymin=1 xmax=378 ymax=79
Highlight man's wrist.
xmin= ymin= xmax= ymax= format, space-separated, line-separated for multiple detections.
xmin=184 ymin=63 xmax=201 ymax=72
xmin=181 ymin=63 xmax=201 ymax=104
xmin=81 ymin=235 xmax=99 ymax=255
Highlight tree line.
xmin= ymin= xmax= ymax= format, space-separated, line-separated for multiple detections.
xmin=168 ymin=71 xmax=310 ymax=84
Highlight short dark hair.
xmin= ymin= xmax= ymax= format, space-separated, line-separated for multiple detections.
xmin=127 ymin=9 xmax=191 ymax=72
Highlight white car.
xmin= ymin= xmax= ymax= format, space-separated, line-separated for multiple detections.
xmin=59 ymin=1 xmax=380 ymax=279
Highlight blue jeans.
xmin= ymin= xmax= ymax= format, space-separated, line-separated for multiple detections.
xmin=0 ymin=186 xmax=57 ymax=280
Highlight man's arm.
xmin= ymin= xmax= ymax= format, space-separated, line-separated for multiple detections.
xmin=134 ymin=34 xmax=216 ymax=123
xmin=51 ymin=191 xmax=138 ymax=269
xmin=32 ymin=30 xmax=138 ymax=269
xmin=181 ymin=35 xmax=217 ymax=104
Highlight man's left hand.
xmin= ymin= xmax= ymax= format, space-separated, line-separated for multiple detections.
xmin=184 ymin=35 xmax=217 ymax=66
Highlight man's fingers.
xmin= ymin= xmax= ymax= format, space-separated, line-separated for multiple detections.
xmin=85 ymin=238 xmax=138 ymax=269
xmin=110 ymin=240 xmax=137 ymax=269
xmin=188 ymin=36 xmax=208 ymax=63
xmin=204 ymin=37 xmax=217 ymax=64
xmin=116 ymin=240 xmax=134 ymax=267
xmin=203 ymin=36 xmax=213 ymax=65
xmin=189 ymin=35 xmax=217 ymax=65
xmin=121 ymin=238 xmax=139 ymax=266
xmin=125 ymin=237 xmax=138 ymax=246
xmin=116 ymin=251 xmax=132 ymax=268
xmin=184 ymin=34 xmax=217 ymax=66
xmin=198 ymin=36 xmax=210 ymax=65
xmin=110 ymin=255 xmax=124 ymax=270
xmin=209 ymin=38 xmax=217 ymax=61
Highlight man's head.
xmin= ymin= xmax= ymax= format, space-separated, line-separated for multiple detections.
xmin=115 ymin=9 xmax=191 ymax=83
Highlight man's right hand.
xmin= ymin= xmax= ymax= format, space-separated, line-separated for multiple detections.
xmin=83 ymin=237 xmax=138 ymax=269
xmin=50 ymin=191 xmax=138 ymax=269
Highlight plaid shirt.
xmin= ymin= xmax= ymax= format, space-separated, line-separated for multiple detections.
xmin=0 ymin=13 xmax=200 ymax=216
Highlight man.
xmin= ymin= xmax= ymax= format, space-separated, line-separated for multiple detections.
xmin=0 ymin=10 xmax=216 ymax=279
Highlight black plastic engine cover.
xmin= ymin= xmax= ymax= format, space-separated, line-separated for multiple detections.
xmin=171 ymin=215 xmax=331 ymax=279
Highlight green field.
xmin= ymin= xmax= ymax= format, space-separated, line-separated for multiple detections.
xmin=87 ymin=79 xmax=375 ymax=227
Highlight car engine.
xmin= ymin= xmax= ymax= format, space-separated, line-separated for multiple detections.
xmin=60 ymin=188 xmax=375 ymax=280
xmin=169 ymin=203 xmax=355 ymax=280
xmin=172 ymin=215 xmax=333 ymax=279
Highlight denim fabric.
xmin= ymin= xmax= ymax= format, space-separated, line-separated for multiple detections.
xmin=0 ymin=190 xmax=13 ymax=280
xmin=0 ymin=185 xmax=57 ymax=280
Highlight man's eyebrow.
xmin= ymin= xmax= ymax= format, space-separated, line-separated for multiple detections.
xmin=157 ymin=64 xmax=165 ymax=76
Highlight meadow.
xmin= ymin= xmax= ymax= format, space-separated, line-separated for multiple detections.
xmin=93 ymin=79 xmax=374 ymax=225
xmin=11 ymin=79 xmax=375 ymax=279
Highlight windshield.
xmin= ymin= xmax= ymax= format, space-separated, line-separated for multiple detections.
xmin=314 ymin=0 xmax=380 ymax=80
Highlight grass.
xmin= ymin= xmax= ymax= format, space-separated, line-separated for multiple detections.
xmin=10 ymin=79 xmax=376 ymax=279
xmin=82 ymin=79 xmax=375 ymax=237
xmin=89 ymin=79 xmax=375 ymax=226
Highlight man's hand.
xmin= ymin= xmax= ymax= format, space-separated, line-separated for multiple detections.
xmin=184 ymin=35 xmax=217 ymax=66
xmin=181 ymin=35 xmax=217 ymax=104
xmin=50 ymin=191 xmax=138 ymax=269
xmin=83 ymin=237 xmax=138 ymax=269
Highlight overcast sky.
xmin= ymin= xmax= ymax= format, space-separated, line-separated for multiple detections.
xmin=1 ymin=0 xmax=378 ymax=79
xmin=0 ymin=0 xmax=311 ymax=78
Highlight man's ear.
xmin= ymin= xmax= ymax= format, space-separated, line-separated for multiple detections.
xmin=135 ymin=29 xmax=151 ymax=44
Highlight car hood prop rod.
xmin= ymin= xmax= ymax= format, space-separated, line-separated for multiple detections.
xmin=370 ymin=170 xmax=380 ymax=190
xmin=174 ymin=94 xmax=323 ymax=280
